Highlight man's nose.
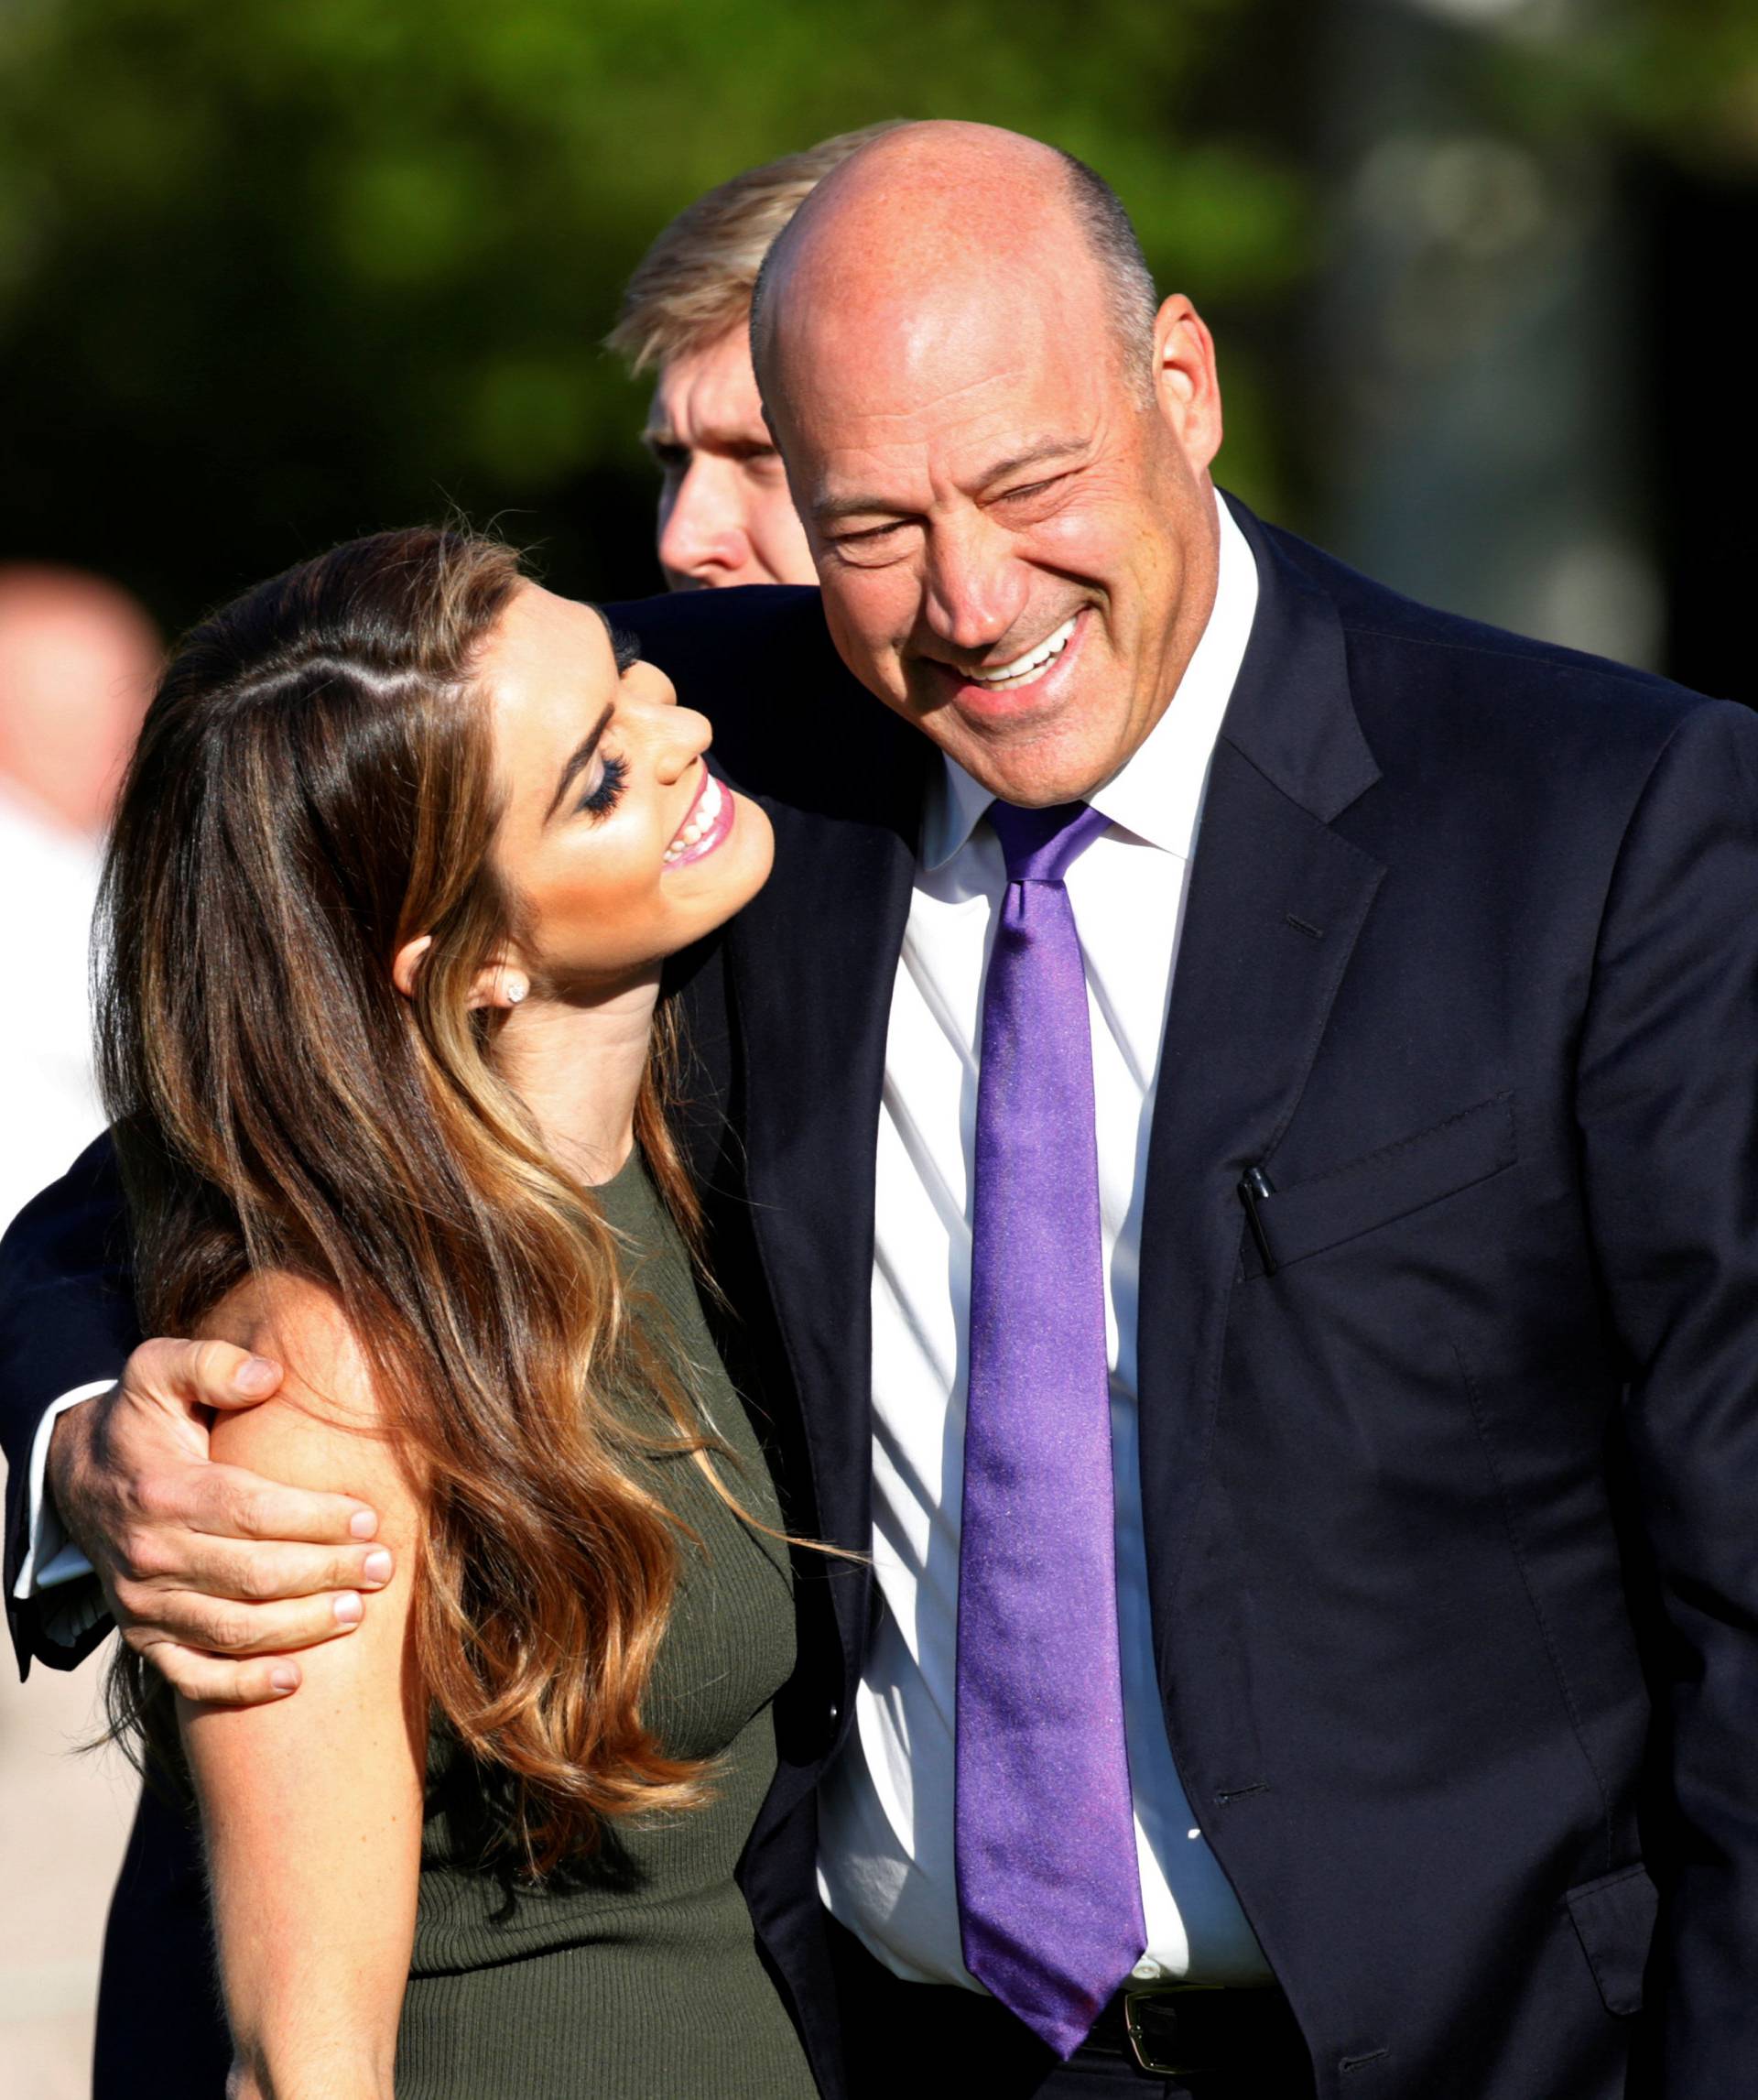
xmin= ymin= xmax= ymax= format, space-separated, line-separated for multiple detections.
xmin=921 ymin=514 xmax=1029 ymax=654
xmin=657 ymin=459 xmax=751 ymax=587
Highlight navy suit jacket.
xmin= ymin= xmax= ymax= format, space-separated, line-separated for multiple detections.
xmin=5 ymin=496 xmax=1757 ymax=2099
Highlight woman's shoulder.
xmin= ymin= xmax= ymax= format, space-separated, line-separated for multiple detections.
xmin=196 ymin=1273 xmax=408 ymax=1499
xmin=201 ymin=1271 xmax=374 ymax=1417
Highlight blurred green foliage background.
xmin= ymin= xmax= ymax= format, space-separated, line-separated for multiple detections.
xmin=1 ymin=0 xmax=1754 ymax=636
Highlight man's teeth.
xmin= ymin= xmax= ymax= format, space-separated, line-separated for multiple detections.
xmin=663 ymin=771 xmax=724 ymax=863
xmin=967 ymin=615 xmax=1079 ymax=689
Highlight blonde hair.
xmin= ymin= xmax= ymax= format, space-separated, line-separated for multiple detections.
xmin=607 ymin=122 xmax=908 ymax=375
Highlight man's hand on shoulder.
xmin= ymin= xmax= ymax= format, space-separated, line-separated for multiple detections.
xmin=48 ymin=1338 xmax=393 ymax=1705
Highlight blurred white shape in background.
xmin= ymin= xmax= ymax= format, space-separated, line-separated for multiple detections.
xmin=1319 ymin=0 xmax=1666 ymax=669
xmin=0 ymin=565 xmax=157 ymax=2093
xmin=0 ymin=566 xmax=157 ymax=1232
xmin=1399 ymin=0 xmax=1570 ymax=30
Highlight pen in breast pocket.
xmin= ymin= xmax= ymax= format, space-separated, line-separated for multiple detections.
xmin=1239 ymin=1166 xmax=1276 ymax=1277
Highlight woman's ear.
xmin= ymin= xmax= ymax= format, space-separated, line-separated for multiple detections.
xmin=465 ymin=958 xmax=530 ymax=1010
xmin=392 ymin=935 xmax=432 ymax=1000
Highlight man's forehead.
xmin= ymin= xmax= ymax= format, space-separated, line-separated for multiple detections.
xmin=776 ymin=270 xmax=1102 ymax=451
xmin=765 ymin=207 xmax=1126 ymax=511
xmin=788 ymin=331 xmax=1106 ymax=506
xmin=647 ymin=341 xmax=769 ymax=446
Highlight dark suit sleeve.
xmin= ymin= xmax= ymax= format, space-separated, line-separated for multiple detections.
xmin=1574 ymin=698 xmax=1758 ymax=2086
xmin=0 ymin=1133 xmax=141 ymax=1675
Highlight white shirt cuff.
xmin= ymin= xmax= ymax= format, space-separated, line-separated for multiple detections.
xmin=13 ymin=1381 xmax=113 ymax=1600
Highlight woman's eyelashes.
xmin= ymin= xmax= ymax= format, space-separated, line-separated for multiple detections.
xmin=576 ymin=751 xmax=629 ymax=819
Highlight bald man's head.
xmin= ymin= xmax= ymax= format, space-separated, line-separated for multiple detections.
xmin=744 ymin=120 xmax=1226 ymax=808
xmin=751 ymin=122 xmax=1158 ymax=406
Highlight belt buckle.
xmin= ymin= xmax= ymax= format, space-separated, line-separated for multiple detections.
xmin=1123 ymin=1985 xmax=1225 ymax=2079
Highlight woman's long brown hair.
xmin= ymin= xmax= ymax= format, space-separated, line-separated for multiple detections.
xmin=99 ymin=527 xmax=736 ymax=1871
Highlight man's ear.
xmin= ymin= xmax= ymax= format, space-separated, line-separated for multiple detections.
xmin=391 ymin=935 xmax=432 ymax=1000
xmin=1151 ymin=294 xmax=1224 ymax=475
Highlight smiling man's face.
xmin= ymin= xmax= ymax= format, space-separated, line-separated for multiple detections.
xmin=757 ymin=125 xmax=1225 ymax=808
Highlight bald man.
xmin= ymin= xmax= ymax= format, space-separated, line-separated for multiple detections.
xmin=8 ymin=124 xmax=1757 ymax=2100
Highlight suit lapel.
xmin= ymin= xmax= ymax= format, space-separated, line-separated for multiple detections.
xmin=1135 ymin=501 xmax=1386 ymax=1643
xmin=725 ymin=756 xmax=922 ymax=1682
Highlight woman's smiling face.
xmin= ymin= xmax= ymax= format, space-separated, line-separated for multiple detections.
xmin=479 ymin=582 xmax=773 ymax=990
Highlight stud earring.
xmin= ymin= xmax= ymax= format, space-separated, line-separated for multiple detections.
xmin=504 ymin=973 xmax=528 ymax=1006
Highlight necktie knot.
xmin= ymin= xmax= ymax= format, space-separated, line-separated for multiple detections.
xmin=987 ymin=799 xmax=1112 ymax=885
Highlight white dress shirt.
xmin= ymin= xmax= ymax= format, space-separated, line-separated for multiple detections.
xmin=6 ymin=781 xmax=111 ymax=1642
xmin=0 ymin=782 xmax=105 ymax=1235
xmin=818 ymin=492 xmax=1274 ymax=1990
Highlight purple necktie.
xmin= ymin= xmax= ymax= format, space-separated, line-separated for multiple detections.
xmin=955 ymin=799 xmax=1146 ymax=2059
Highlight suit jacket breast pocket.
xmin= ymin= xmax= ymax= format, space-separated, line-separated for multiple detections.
xmin=1565 ymin=1863 xmax=1657 ymax=2017
xmin=1241 ymin=1091 xmax=1517 ymax=1279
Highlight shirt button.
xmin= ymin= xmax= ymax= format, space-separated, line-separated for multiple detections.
xmin=1130 ymin=1957 xmax=1165 ymax=1983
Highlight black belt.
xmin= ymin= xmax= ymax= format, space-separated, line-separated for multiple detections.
xmin=825 ymin=1913 xmax=1311 ymax=2095
xmin=1084 ymin=1980 xmax=1305 ymax=2080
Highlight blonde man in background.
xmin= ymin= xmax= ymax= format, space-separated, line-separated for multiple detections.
xmin=608 ymin=122 xmax=905 ymax=591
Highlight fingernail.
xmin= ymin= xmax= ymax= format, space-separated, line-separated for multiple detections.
xmin=271 ymin=1667 xmax=299 ymax=1694
xmin=234 ymin=1355 xmax=279 ymax=1396
xmin=333 ymin=1592 xmax=364 ymax=1627
xmin=349 ymin=1509 xmax=378 ymax=1540
xmin=362 ymin=1549 xmax=393 ymax=1586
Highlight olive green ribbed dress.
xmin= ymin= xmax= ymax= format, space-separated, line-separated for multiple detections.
xmin=393 ymin=1150 xmax=819 ymax=2100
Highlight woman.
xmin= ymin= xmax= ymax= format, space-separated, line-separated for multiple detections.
xmin=99 ymin=527 xmax=819 ymax=2100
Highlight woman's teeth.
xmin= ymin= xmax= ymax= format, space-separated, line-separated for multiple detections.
xmin=967 ymin=615 xmax=1079 ymax=691
xmin=663 ymin=770 xmax=724 ymax=865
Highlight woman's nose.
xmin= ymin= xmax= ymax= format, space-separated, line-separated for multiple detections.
xmin=645 ymin=697 xmax=713 ymax=784
xmin=627 ymin=658 xmax=678 ymax=710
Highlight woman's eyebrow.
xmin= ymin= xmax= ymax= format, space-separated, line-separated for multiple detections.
xmin=545 ymin=700 xmax=616 ymax=822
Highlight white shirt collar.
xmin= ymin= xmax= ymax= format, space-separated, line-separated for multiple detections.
xmin=920 ymin=489 xmax=1259 ymax=871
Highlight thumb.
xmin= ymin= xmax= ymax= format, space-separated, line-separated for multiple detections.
xmin=190 ymin=1338 xmax=285 ymax=1412
xmin=126 ymin=1336 xmax=285 ymax=1423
